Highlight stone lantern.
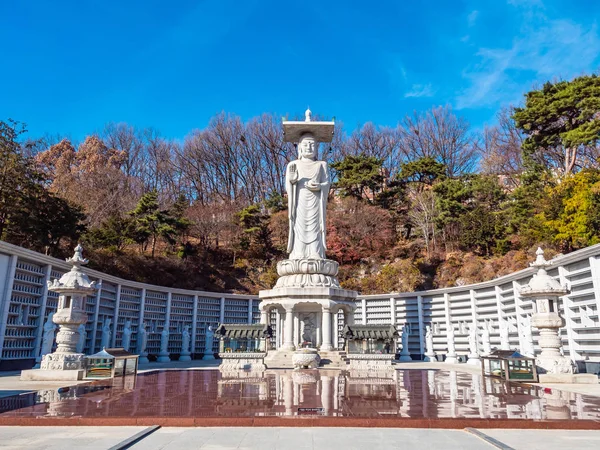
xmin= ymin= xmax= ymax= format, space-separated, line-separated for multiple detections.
xmin=21 ymin=244 xmax=97 ymax=381
xmin=519 ymin=248 xmax=572 ymax=376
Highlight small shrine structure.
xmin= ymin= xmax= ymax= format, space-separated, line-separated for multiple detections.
xmin=21 ymin=245 xmax=97 ymax=381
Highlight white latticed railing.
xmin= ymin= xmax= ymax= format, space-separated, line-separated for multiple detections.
xmin=0 ymin=240 xmax=599 ymax=369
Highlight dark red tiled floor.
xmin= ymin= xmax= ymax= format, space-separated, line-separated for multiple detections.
xmin=0 ymin=369 xmax=598 ymax=428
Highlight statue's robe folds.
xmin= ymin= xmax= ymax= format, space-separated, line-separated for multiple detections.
xmin=286 ymin=159 xmax=329 ymax=260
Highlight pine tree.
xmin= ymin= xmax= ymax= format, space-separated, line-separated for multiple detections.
xmin=129 ymin=191 xmax=178 ymax=257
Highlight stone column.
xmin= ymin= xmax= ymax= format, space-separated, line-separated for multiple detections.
xmin=293 ymin=313 xmax=300 ymax=348
xmin=321 ymin=308 xmax=333 ymax=351
xmin=260 ymin=309 xmax=268 ymax=325
xmin=282 ymin=307 xmax=295 ymax=351
xmin=275 ymin=310 xmax=281 ymax=349
xmin=333 ymin=312 xmax=339 ymax=350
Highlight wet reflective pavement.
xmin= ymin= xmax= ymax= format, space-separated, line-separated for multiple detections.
xmin=0 ymin=369 xmax=599 ymax=426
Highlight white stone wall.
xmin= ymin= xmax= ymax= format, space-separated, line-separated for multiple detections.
xmin=1 ymin=240 xmax=599 ymax=365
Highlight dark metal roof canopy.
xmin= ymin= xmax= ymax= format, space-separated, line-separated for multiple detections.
xmin=484 ymin=349 xmax=535 ymax=360
xmin=342 ymin=324 xmax=398 ymax=340
xmin=216 ymin=324 xmax=273 ymax=339
xmin=87 ymin=348 xmax=138 ymax=359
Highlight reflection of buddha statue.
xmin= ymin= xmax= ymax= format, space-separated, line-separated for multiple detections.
xmin=285 ymin=133 xmax=330 ymax=260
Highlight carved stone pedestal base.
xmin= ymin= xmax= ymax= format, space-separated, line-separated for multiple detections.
xmin=536 ymin=355 xmax=576 ymax=375
xmin=157 ymin=352 xmax=171 ymax=363
xmin=445 ymin=353 xmax=459 ymax=364
xmin=424 ymin=352 xmax=437 ymax=362
xmin=22 ymin=352 xmax=85 ymax=381
xmin=179 ymin=353 xmax=191 ymax=362
xmin=219 ymin=352 xmax=267 ymax=372
xmin=467 ymin=355 xmax=480 ymax=366
xmin=399 ymin=352 xmax=412 ymax=362
xmin=41 ymin=352 xmax=84 ymax=371
xmin=275 ymin=259 xmax=341 ymax=288
xmin=348 ymin=353 xmax=394 ymax=371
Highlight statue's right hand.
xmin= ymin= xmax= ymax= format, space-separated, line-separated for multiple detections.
xmin=289 ymin=163 xmax=298 ymax=183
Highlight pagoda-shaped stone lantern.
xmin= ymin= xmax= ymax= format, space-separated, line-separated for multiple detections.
xmin=519 ymin=248 xmax=597 ymax=383
xmin=21 ymin=244 xmax=97 ymax=381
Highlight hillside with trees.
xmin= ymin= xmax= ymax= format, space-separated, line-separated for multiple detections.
xmin=2 ymin=74 xmax=600 ymax=294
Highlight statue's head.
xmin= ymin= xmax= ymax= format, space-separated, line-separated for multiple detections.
xmin=298 ymin=133 xmax=317 ymax=160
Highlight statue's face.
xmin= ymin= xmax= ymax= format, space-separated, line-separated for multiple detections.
xmin=298 ymin=137 xmax=316 ymax=159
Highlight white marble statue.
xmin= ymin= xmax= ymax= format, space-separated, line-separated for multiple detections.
xmin=424 ymin=325 xmax=437 ymax=362
xmin=101 ymin=318 xmax=112 ymax=350
xmin=179 ymin=325 xmax=191 ymax=361
xmin=286 ymin=133 xmax=330 ymax=260
xmin=160 ymin=326 xmax=169 ymax=354
xmin=446 ymin=323 xmax=458 ymax=363
xmin=137 ymin=322 xmax=149 ymax=363
xmin=122 ymin=320 xmax=132 ymax=351
xmin=499 ymin=317 xmax=510 ymax=350
xmin=521 ymin=315 xmax=535 ymax=357
xmin=40 ymin=313 xmax=56 ymax=358
xmin=76 ymin=323 xmax=87 ymax=354
xmin=203 ymin=325 xmax=215 ymax=360
xmin=399 ymin=324 xmax=412 ymax=361
xmin=467 ymin=324 xmax=480 ymax=367
xmin=481 ymin=321 xmax=492 ymax=355
xmin=157 ymin=325 xmax=170 ymax=362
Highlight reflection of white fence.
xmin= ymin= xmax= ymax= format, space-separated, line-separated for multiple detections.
xmin=1 ymin=240 xmax=599 ymax=367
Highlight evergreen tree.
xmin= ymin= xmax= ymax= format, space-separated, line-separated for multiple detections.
xmin=513 ymin=74 xmax=600 ymax=175
xmin=331 ymin=155 xmax=385 ymax=202
xmin=237 ymin=204 xmax=272 ymax=257
xmin=84 ymin=215 xmax=134 ymax=252
xmin=129 ymin=190 xmax=178 ymax=257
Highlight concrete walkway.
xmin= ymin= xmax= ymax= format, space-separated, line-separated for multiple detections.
xmin=1 ymin=426 xmax=599 ymax=450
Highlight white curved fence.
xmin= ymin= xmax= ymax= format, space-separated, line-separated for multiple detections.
xmin=0 ymin=240 xmax=599 ymax=370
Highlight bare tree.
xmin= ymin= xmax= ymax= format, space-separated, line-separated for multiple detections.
xmin=399 ymin=106 xmax=479 ymax=177
xmin=480 ymin=107 xmax=524 ymax=186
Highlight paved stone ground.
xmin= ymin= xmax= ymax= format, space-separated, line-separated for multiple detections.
xmin=0 ymin=425 xmax=147 ymax=449
xmin=1 ymin=426 xmax=599 ymax=449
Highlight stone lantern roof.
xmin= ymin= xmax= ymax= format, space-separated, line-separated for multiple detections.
xmin=47 ymin=244 xmax=97 ymax=295
xmin=519 ymin=247 xmax=569 ymax=297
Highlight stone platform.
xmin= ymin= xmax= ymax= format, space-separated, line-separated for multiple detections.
xmin=539 ymin=373 xmax=599 ymax=384
xmin=20 ymin=369 xmax=84 ymax=381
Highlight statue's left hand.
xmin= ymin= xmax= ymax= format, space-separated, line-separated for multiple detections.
xmin=306 ymin=180 xmax=320 ymax=191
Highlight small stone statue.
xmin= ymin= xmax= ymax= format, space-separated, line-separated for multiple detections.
xmin=137 ymin=322 xmax=149 ymax=363
xmin=101 ymin=318 xmax=112 ymax=349
xmin=446 ymin=323 xmax=458 ymax=364
xmin=76 ymin=323 xmax=87 ymax=354
xmin=179 ymin=325 xmax=191 ymax=361
xmin=203 ymin=325 xmax=215 ymax=360
xmin=40 ymin=312 xmax=56 ymax=358
xmin=122 ymin=320 xmax=132 ymax=351
xmin=499 ymin=317 xmax=510 ymax=350
xmin=481 ymin=321 xmax=492 ymax=355
xmin=157 ymin=325 xmax=171 ymax=362
xmin=399 ymin=324 xmax=412 ymax=361
xmin=521 ymin=315 xmax=535 ymax=357
xmin=467 ymin=323 xmax=480 ymax=365
xmin=424 ymin=325 xmax=437 ymax=362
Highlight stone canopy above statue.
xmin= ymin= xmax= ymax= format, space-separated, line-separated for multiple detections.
xmin=282 ymin=107 xmax=335 ymax=143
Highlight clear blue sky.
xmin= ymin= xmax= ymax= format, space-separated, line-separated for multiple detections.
xmin=1 ymin=0 xmax=599 ymax=142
